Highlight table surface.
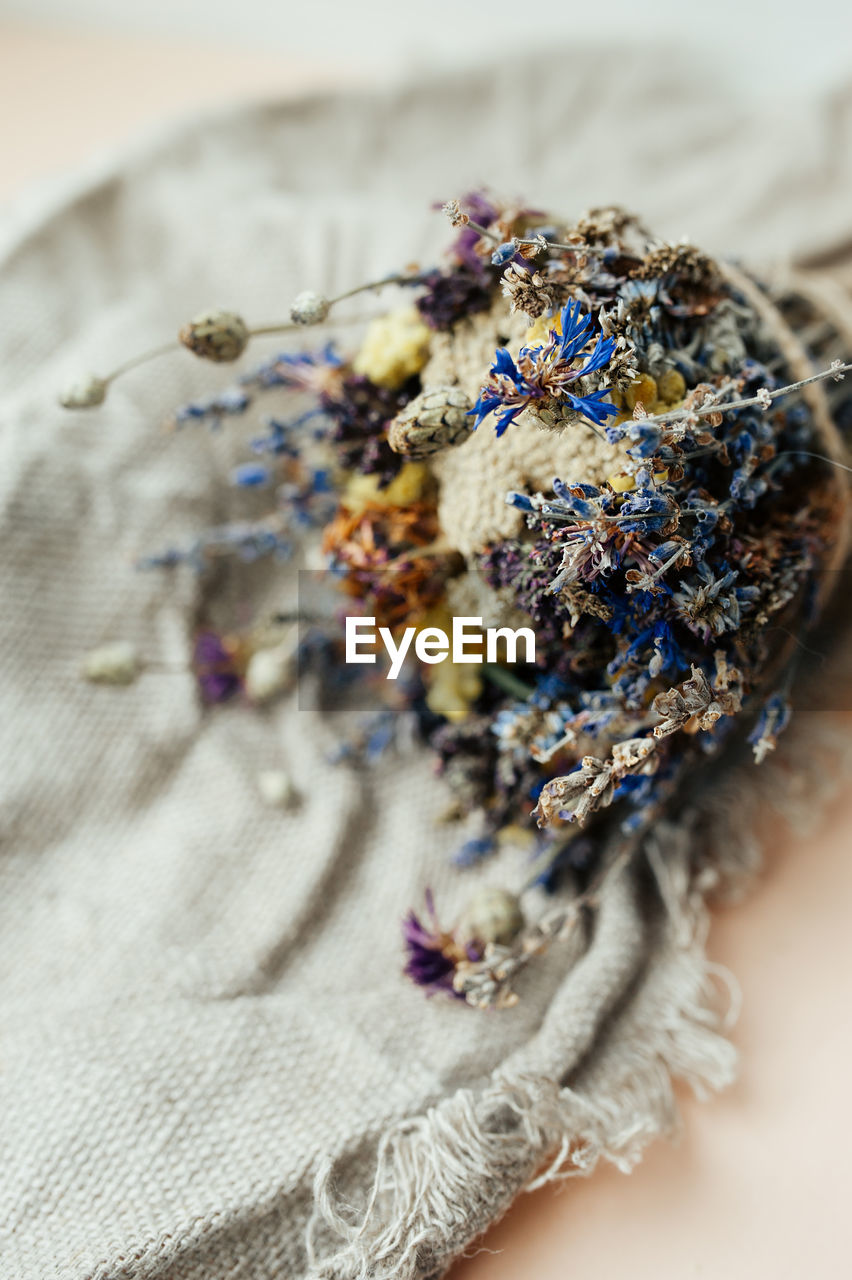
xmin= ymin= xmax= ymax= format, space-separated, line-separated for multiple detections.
xmin=2 ymin=20 xmax=851 ymax=1279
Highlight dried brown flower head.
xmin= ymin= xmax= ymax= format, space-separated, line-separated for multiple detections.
xmin=501 ymin=263 xmax=559 ymax=318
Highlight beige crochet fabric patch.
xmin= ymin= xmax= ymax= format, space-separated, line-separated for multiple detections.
xmin=430 ymin=300 xmax=622 ymax=557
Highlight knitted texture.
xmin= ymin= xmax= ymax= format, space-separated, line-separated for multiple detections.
xmin=2 ymin=51 xmax=852 ymax=1280
xmin=429 ymin=299 xmax=622 ymax=556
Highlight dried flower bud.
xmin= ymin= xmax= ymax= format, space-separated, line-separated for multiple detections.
xmin=289 ymin=290 xmax=331 ymax=326
xmin=491 ymin=242 xmax=516 ymax=267
xmin=81 ymin=641 xmax=140 ymax=685
xmin=60 ymin=374 xmax=108 ymax=409
xmin=514 ymin=235 xmax=548 ymax=259
xmin=257 ymin=769 xmax=298 ymax=809
xmin=442 ymin=199 xmax=469 ymax=228
xmin=387 ymin=386 xmax=472 ymax=458
xmin=179 ymin=309 xmax=249 ymax=363
xmin=244 ymin=644 xmax=294 ymax=704
xmin=461 ymin=887 xmax=524 ymax=947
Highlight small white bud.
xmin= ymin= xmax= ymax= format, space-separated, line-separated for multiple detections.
xmin=258 ymin=769 xmax=298 ymax=809
xmin=82 ymin=641 xmax=140 ymax=685
xmin=60 ymin=374 xmax=108 ymax=409
xmin=289 ymin=290 xmax=331 ymax=326
xmin=244 ymin=645 xmax=294 ymax=704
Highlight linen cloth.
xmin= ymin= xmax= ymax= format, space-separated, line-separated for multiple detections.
xmin=1 ymin=50 xmax=851 ymax=1280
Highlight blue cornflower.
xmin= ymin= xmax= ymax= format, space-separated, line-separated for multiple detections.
xmin=556 ymin=300 xmax=595 ymax=360
xmin=561 ymin=387 xmax=621 ymax=428
xmin=471 ymin=301 xmax=618 ymax=435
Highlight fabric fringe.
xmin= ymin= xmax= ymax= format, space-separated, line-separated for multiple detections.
xmin=305 ymin=691 xmax=852 ymax=1280
xmin=304 ymin=847 xmax=736 ymax=1280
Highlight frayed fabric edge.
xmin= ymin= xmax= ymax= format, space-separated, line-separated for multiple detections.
xmin=304 ymin=885 xmax=737 ymax=1280
xmin=303 ymin=704 xmax=852 ymax=1280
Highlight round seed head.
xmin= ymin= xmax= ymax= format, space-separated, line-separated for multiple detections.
xmin=179 ymin=309 xmax=249 ymax=363
xmin=289 ymin=290 xmax=331 ymax=326
xmin=60 ymin=373 xmax=108 ymax=409
xmin=81 ymin=641 xmax=140 ymax=685
xmin=461 ymin=886 xmax=524 ymax=946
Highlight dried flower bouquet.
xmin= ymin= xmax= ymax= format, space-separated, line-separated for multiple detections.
xmin=66 ymin=194 xmax=852 ymax=1010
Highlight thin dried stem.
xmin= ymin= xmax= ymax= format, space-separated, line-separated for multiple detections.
xmin=639 ymin=360 xmax=851 ymax=429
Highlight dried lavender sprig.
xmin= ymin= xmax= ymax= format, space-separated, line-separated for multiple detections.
xmin=635 ymin=359 xmax=850 ymax=430
xmin=458 ymin=213 xmax=594 ymax=259
xmin=505 ymin=233 xmax=601 ymax=255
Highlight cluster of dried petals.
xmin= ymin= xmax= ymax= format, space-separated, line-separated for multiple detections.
xmin=652 ymin=662 xmax=743 ymax=739
xmin=533 ymin=737 xmax=658 ymax=828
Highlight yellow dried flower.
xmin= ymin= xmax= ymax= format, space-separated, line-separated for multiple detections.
xmin=608 ymin=465 xmax=670 ymax=493
xmin=624 ymin=373 xmax=658 ymax=412
xmin=425 ymin=658 xmax=483 ymax=723
xmin=417 ymin=606 xmax=484 ymax=722
xmin=523 ymin=310 xmax=560 ymax=348
xmin=657 ymin=368 xmax=686 ymax=405
xmin=353 ymin=308 xmax=432 ymax=390
xmin=342 ymin=461 xmax=429 ymax=513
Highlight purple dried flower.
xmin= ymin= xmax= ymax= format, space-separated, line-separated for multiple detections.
xmin=321 ymin=373 xmax=417 ymax=486
xmin=192 ymin=630 xmax=243 ymax=704
xmin=450 ymin=190 xmax=499 ymax=270
xmin=402 ymin=890 xmax=478 ymax=997
xmin=416 ymin=266 xmax=496 ymax=332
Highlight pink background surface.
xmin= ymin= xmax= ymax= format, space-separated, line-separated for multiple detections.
xmin=2 ymin=22 xmax=851 ymax=1276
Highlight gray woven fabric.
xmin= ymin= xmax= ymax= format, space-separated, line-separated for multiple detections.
xmin=1 ymin=51 xmax=851 ymax=1280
